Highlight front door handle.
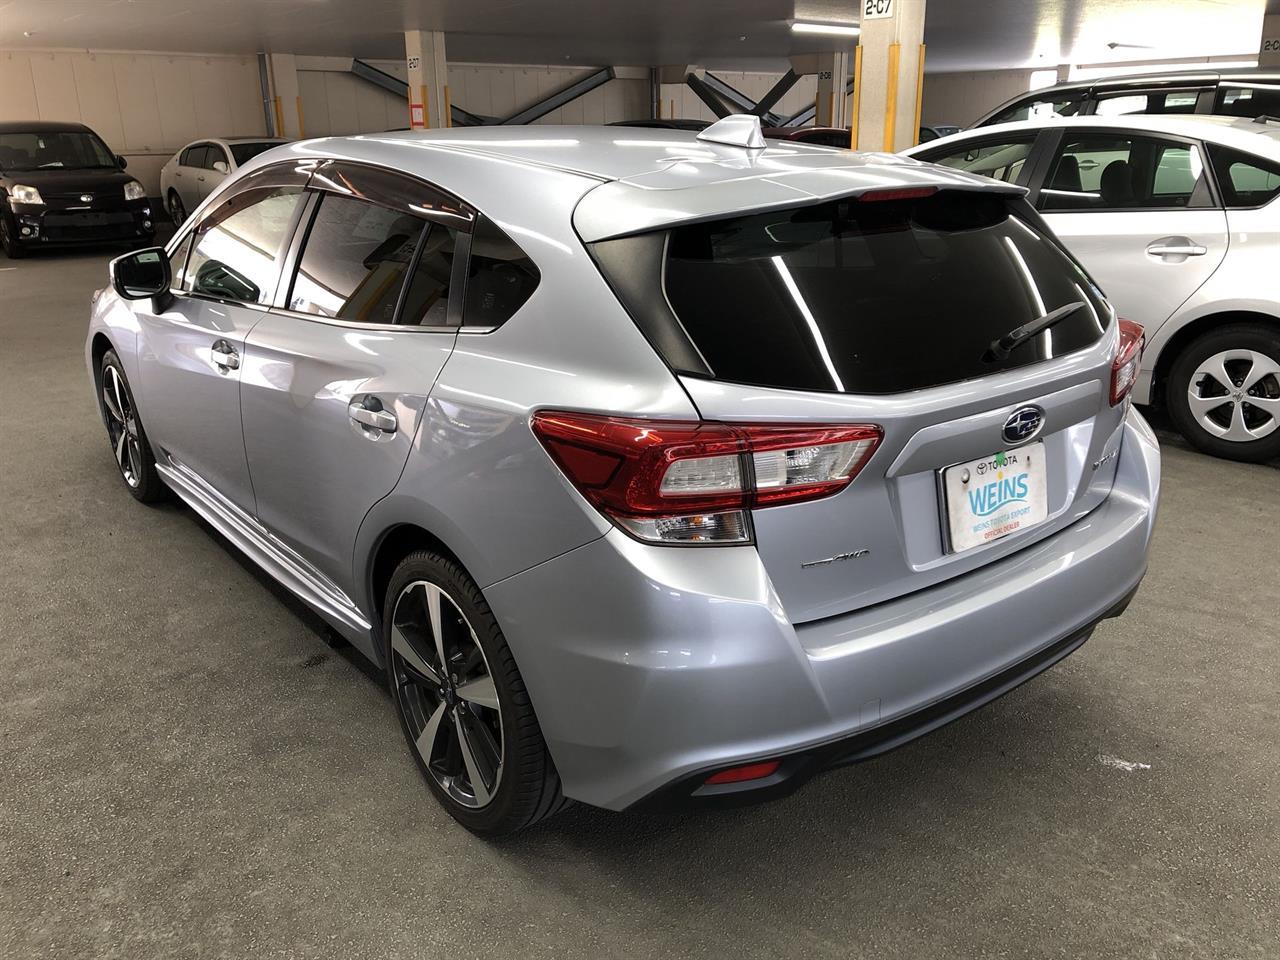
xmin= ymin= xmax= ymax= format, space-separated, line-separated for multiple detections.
xmin=210 ymin=340 xmax=240 ymax=371
xmin=1146 ymin=237 xmax=1208 ymax=258
xmin=348 ymin=399 xmax=397 ymax=434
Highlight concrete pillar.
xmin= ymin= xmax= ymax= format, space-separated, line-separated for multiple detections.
xmin=851 ymin=0 xmax=926 ymax=153
xmin=816 ymin=51 xmax=852 ymax=127
xmin=265 ymin=53 xmax=303 ymax=139
xmin=405 ymin=30 xmax=449 ymax=129
xmin=1261 ymin=13 xmax=1280 ymax=67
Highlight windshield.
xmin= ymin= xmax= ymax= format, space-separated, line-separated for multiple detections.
xmin=0 ymin=131 xmax=117 ymax=171
xmin=229 ymin=142 xmax=282 ymax=166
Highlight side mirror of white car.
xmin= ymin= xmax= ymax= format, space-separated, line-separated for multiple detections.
xmin=213 ymin=160 xmax=229 ymax=175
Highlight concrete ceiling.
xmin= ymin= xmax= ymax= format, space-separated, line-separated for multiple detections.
xmin=0 ymin=0 xmax=1269 ymax=72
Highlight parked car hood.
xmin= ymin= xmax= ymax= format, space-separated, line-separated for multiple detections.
xmin=1 ymin=167 xmax=134 ymax=192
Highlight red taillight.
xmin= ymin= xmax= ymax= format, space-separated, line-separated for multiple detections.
xmin=857 ymin=186 xmax=938 ymax=203
xmin=530 ymin=412 xmax=882 ymax=545
xmin=704 ymin=760 xmax=782 ymax=785
xmin=1110 ymin=318 xmax=1144 ymax=406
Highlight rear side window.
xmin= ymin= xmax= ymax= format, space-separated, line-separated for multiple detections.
xmin=1094 ymin=89 xmax=1202 ymax=117
xmin=1216 ymin=84 xmax=1280 ymax=118
xmin=1038 ymin=135 xmax=1210 ymax=211
xmin=1207 ymin=144 xmax=1280 ymax=207
xmin=230 ymin=142 xmax=281 ymax=166
xmin=462 ymin=215 xmax=539 ymax=327
xmin=661 ymin=191 xmax=1110 ymax=395
xmin=289 ymin=193 xmax=426 ymax=322
xmin=185 ymin=186 xmax=305 ymax=304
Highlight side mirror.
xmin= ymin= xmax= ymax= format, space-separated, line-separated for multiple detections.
xmin=116 ymin=155 xmax=129 ymax=170
xmin=111 ymin=247 xmax=171 ymax=301
xmin=212 ymin=160 xmax=229 ymax=175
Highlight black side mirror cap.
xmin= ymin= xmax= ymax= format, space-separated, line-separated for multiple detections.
xmin=116 ymin=155 xmax=129 ymax=170
xmin=110 ymin=247 xmax=170 ymax=301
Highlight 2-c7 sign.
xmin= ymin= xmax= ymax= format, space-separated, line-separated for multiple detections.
xmin=863 ymin=0 xmax=894 ymax=19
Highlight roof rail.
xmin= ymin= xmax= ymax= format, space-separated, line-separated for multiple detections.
xmin=1251 ymin=115 xmax=1280 ymax=125
xmin=696 ymin=114 xmax=766 ymax=149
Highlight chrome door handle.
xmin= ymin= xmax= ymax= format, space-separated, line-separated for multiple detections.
xmin=1146 ymin=238 xmax=1207 ymax=258
xmin=348 ymin=400 xmax=397 ymax=433
xmin=210 ymin=340 xmax=240 ymax=371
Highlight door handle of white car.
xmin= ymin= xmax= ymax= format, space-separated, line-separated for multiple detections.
xmin=348 ymin=400 xmax=397 ymax=433
xmin=210 ymin=341 xmax=240 ymax=371
xmin=1146 ymin=238 xmax=1207 ymax=258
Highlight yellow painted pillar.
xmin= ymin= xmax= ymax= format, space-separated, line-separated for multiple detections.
xmin=852 ymin=0 xmax=926 ymax=152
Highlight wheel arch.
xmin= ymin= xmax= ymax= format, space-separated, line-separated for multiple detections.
xmin=364 ymin=522 xmax=468 ymax=667
xmin=1151 ymin=310 xmax=1280 ymax=407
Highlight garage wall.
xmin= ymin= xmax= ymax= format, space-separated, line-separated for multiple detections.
xmin=921 ymin=69 xmax=1036 ymax=127
xmin=658 ymin=72 xmax=820 ymax=123
xmin=0 ymin=50 xmax=266 ymax=195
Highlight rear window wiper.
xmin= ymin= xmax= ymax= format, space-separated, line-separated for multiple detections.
xmin=983 ymin=301 xmax=1085 ymax=362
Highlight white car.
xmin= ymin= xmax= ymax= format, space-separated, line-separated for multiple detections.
xmin=905 ymin=115 xmax=1280 ymax=462
xmin=159 ymin=137 xmax=287 ymax=227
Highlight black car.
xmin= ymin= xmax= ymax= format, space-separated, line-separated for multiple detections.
xmin=0 ymin=121 xmax=155 ymax=258
xmin=973 ymin=68 xmax=1280 ymax=128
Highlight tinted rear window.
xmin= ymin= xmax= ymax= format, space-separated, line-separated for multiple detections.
xmin=230 ymin=142 xmax=282 ymax=166
xmin=663 ymin=191 xmax=1110 ymax=394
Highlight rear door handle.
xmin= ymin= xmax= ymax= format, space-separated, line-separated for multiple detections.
xmin=210 ymin=340 xmax=240 ymax=371
xmin=1146 ymin=237 xmax=1207 ymax=258
xmin=348 ymin=399 xmax=397 ymax=434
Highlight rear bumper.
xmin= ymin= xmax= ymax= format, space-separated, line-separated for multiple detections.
xmin=486 ymin=408 xmax=1161 ymax=812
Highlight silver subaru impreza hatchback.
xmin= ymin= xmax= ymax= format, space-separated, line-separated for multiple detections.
xmin=87 ymin=117 xmax=1160 ymax=835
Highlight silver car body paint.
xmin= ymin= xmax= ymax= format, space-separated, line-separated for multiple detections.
xmin=902 ymin=114 xmax=1280 ymax=405
xmin=88 ymin=125 xmax=1160 ymax=810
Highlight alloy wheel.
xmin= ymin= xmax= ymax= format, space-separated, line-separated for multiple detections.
xmin=390 ymin=580 xmax=504 ymax=809
xmin=102 ymin=365 xmax=143 ymax=487
xmin=169 ymin=193 xmax=186 ymax=226
xmin=1187 ymin=349 xmax=1280 ymax=443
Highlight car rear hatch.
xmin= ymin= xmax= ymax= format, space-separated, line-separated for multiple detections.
xmin=589 ymin=186 xmax=1132 ymax=625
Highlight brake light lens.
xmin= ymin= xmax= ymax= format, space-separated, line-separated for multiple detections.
xmin=530 ymin=412 xmax=882 ymax=545
xmin=1110 ymin=318 xmax=1144 ymax=406
xmin=857 ymin=186 xmax=937 ymax=203
xmin=704 ymin=760 xmax=782 ymax=785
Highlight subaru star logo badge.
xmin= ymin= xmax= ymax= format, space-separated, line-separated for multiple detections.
xmin=80 ymin=194 xmax=93 ymax=203
xmin=1002 ymin=406 xmax=1044 ymax=446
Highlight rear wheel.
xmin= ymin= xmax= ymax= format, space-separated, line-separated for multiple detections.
xmin=383 ymin=551 xmax=570 ymax=835
xmin=1167 ymin=324 xmax=1280 ymax=463
xmin=167 ymin=190 xmax=187 ymax=227
xmin=98 ymin=350 xmax=165 ymax=502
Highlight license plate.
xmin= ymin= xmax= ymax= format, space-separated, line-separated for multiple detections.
xmin=941 ymin=441 xmax=1048 ymax=553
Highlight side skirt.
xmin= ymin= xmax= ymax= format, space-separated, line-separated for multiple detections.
xmin=157 ymin=459 xmax=375 ymax=651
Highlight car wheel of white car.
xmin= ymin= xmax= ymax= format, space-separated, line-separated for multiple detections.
xmin=1168 ymin=324 xmax=1280 ymax=463
xmin=167 ymin=190 xmax=187 ymax=226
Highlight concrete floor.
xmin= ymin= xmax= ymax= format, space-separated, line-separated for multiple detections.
xmin=1 ymin=244 xmax=1277 ymax=960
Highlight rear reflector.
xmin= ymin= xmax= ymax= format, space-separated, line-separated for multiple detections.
xmin=1110 ymin=318 xmax=1144 ymax=406
xmin=530 ymin=413 xmax=882 ymax=545
xmin=704 ymin=760 xmax=782 ymax=785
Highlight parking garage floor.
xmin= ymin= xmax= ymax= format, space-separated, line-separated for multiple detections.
xmin=2 ymin=246 xmax=1277 ymax=960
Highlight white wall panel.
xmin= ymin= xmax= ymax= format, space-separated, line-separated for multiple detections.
xmin=71 ymin=54 xmax=125 ymax=147
xmin=0 ymin=53 xmax=39 ymax=119
xmin=921 ymin=69 xmax=1034 ymax=126
xmin=28 ymin=53 xmax=81 ymax=123
xmin=151 ymin=57 xmax=200 ymax=150
xmin=112 ymin=55 xmax=164 ymax=152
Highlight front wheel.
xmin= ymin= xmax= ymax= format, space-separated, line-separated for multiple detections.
xmin=98 ymin=350 xmax=166 ymax=502
xmin=167 ymin=190 xmax=187 ymax=227
xmin=384 ymin=551 xmax=570 ymax=835
xmin=1167 ymin=324 xmax=1280 ymax=463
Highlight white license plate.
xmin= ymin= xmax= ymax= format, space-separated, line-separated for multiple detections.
xmin=941 ymin=441 xmax=1048 ymax=553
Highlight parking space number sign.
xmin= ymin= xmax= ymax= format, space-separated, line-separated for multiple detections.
xmin=863 ymin=0 xmax=894 ymax=19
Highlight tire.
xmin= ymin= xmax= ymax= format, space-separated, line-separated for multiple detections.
xmin=1166 ymin=324 xmax=1280 ymax=463
xmin=98 ymin=350 xmax=166 ymax=502
xmin=1 ymin=214 xmax=26 ymax=259
xmin=383 ymin=551 xmax=570 ymax=836
xmin=167 ymin=190 xmax=187 ymax=227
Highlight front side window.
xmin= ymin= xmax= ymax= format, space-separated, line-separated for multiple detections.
xmin=1207 ymin=144 xmax=1280 ymax=207
xmin=926 ymin=137 xmax=1036 ymax=184
xmin=1039 ymin=135 xmax=1209 ymax=211
xmin=289 ymin=193 xmax=426 ymax=322
xmin=462 ymin=216 xmax=540 ymax=327
xmin=661 ymin=191 xmax=1109 ymax=395
xmin=185 ymin=186 xmax=305 ymax=304
xmin=0 ymin=130 xmax=116 ymax=172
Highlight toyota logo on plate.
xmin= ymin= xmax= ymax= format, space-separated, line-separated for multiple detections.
xmin=1002 ymin=406 xmax=1045 ymax=446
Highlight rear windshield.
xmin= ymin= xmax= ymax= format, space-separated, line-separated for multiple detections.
xmin=230 ymin=142 xmax=282 ymax=166
xmin=662 ymin=191 xmax=1110 ymax=394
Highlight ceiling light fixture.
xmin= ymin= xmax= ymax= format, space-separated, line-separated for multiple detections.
xmin=792 ymin=22 xmax=861 ymax=37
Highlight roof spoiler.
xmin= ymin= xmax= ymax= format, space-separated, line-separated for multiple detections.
xmin=696 ymin=114 xmax=767 ymax=149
